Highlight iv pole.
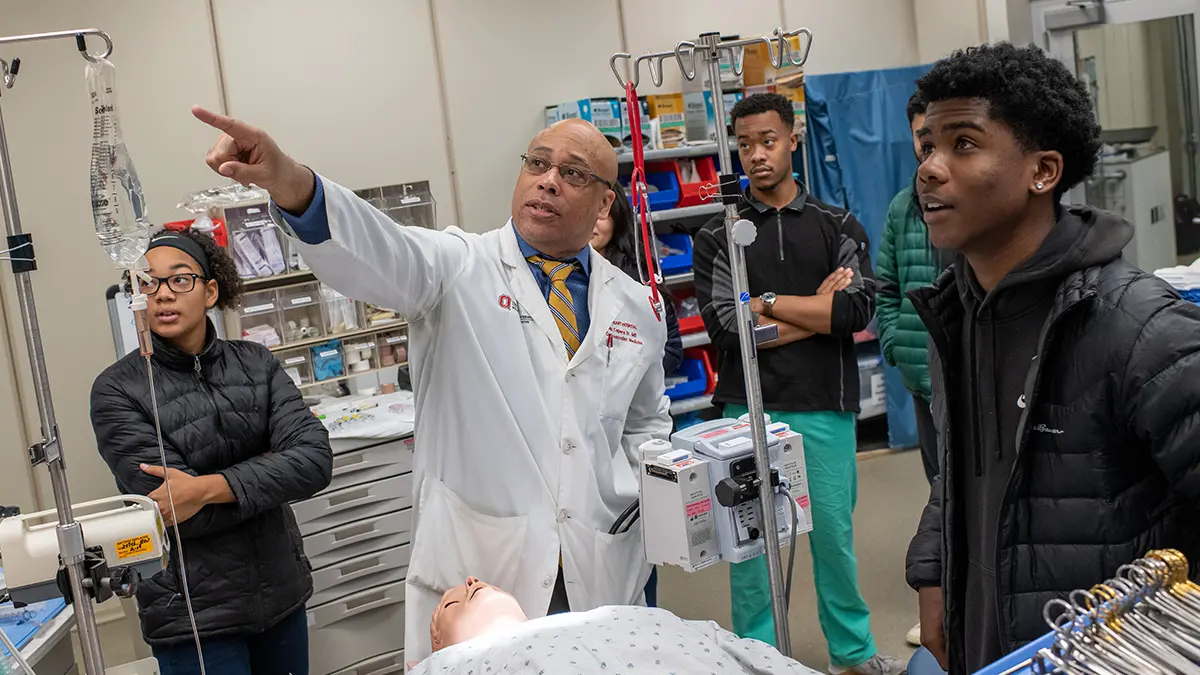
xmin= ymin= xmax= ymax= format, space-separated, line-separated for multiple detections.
xmin=0 ymin=28 xmax=116 ymax=675
xmin=611 ymin=27 xmax=812 ymax=656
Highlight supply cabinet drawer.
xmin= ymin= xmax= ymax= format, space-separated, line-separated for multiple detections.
xmin=303 ymin=509 xmax=414 ymax=570
xmin=293 ymin=473 xmax=413 ymax=537
xmin=308 ymin=580 xmax=406 ymax=675
xmin=322 ymin=439 xmax=414 ymax=495
xmin=310 ymin=544 xmax=412 ymax=607
xmin=330 ymin=650 xmax=405 ymax=675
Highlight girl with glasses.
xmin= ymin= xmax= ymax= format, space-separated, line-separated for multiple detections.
xmin=89 ymin=229 xmax=333 ymax=675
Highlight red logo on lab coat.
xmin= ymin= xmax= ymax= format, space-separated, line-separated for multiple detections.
xmin=498 ymin=294 xmax=512 ymax=310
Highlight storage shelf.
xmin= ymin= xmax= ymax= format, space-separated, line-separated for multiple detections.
xmin=299 ymin=362 xmax=409 ymax=391
xmin=268 ymin=320 xmax=408 ymax=353
xmin=664 ymin=271 xmax=694 ymax=287
xmin=652 ymin=203 xmax=724 ymax=222
xmin=242 ymin=270 xmax=318 ymax=292
xmin=681 ymin=332 xmax=711 ymax=349
xmin=670 ymin=394 xmax=715 ymax=415
xmin=616 ymin=141 xmax=738 ymax=164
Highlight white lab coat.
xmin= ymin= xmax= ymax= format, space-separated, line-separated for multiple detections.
xmin=271 ymin=177 xmax=672 ymax=662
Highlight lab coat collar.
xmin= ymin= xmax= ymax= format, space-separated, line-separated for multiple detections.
xmin=512 ymin=226 xmax=591 ymax=276
xmin=499 ymin=221 xmax=616 ymax=367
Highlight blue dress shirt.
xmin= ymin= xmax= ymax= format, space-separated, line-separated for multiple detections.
xmin=276 ymin=175 xmax=591 ymax=339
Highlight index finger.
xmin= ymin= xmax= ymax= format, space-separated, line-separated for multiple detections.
xmin=191 ymin=106 xmax=257 ymax=141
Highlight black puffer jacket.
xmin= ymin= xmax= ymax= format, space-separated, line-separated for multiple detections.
xmin=905 ymin=207 xmax=1200 ymax=674
xmin=90 ymin=323 xmax=333 ymax=645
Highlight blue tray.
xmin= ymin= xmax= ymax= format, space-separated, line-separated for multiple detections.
xmin=658 ymin=233 xmax=693 ymax=276
xmin=666 ymin=357 xmax=707 ymax=401
xmin=0 ymin=597 xmax=68 ymax=657
xmin=625 ymin=167 xmax=680 ymax=211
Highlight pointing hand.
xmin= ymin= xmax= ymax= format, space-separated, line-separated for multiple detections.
xmin=192 ymin=106 xmax=315 ymax=213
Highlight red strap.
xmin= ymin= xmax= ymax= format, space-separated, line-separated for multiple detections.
xmin=624 ymin=83 xmax=662 ymax=321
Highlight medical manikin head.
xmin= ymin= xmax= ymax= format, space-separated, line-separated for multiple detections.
xmin=429 ymin=577 xmax=528 ymax=652
xmin=511 ymin=118 xmax=618 ymax=260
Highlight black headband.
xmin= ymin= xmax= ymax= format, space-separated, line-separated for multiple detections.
xmin=146 ymin=233 xmax=212 ymax=278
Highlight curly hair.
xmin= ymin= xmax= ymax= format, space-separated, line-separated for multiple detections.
xmin=126 ymin=228 xmax=244 ymax=310
xmin=730 ymin=93 xmax=795 ymax=130
xmin=916 ymin=42 xmax=1101 ymax=197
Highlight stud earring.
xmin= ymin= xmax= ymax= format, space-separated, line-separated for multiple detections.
xmin=1035 ymin=181 xmax=1045 ymax=191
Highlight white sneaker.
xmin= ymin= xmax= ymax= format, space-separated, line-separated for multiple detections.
xmin=829 ymin=653 xmax=908 ymax=675
xmin=906 ymin=622 xmax=922 ymax=647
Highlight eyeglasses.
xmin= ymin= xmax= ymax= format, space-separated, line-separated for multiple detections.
xmin=137 ymin=273 xmax=206 ymax=296
xmin=520 ymin=153 xmax=614 ymax=190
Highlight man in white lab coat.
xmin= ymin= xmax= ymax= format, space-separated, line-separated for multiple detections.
xmin=195 ymin=107 xmax=673 ymax=661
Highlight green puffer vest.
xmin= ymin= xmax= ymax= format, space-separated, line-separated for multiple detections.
xmin=876 ymin=185 xmax=940 ymax=400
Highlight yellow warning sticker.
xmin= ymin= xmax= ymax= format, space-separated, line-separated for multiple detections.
xmin=115 ymin=534 xmax=154 ymax=560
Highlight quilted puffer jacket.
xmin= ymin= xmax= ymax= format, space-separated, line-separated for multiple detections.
xmin=876 ymin=184 xmax=945 ymax=400
xmin=90 ymin=322 xmax=333 ymax=645
xmin=905 ymin=207 xmax=1200 ymax=673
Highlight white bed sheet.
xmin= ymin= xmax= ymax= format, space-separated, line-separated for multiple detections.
xmin=411 ymin=606 xmax=819 ymax=675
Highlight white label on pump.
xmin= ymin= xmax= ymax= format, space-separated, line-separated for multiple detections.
xmin=290 ymin=296 xmax=313 ymax=306
xmin=284 ymin=356 xmax=307 ymax=366
xmin=245 ymin=303 xmax=275 ymax=314
xmin=319 ymin=349 xmax=339 ymax=359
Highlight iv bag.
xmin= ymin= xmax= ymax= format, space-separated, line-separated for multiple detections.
xmin=87 ymin=57 xmax=150 ymax=271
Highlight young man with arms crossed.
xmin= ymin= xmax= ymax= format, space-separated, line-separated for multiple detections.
xmin=905 ymin=43 xmax=1200 ymax=674
xmin=694 ymin=93 xmax=903 ymax=675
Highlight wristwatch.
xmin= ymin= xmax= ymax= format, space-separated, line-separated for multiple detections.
xmin=761 ymin=292 xmax=777 ymax=318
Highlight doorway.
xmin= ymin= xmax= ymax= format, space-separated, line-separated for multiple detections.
xmin=1032 ymin=0 xmax=1200 ymax=266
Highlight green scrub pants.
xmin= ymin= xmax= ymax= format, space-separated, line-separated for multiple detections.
xmin=724 ymin=405 xmax=877 ymax=669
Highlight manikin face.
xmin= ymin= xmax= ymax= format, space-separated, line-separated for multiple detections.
xmin=511 ymin=119 xmax=617 ymax=259
xmin=429 ymin=577 xmax=528 ymax=652
xmin=139 ymin=246 xmax=218 ymax=345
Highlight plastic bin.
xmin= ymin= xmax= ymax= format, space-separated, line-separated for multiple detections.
xmin=673 ymin=288 xmax=705 ymax=334
xmin=658 ymin=233 xmax=693 ymax=276
xmin=624 ymin=161 xmax=681 ymax=211
xmin=677 ymin=157 xmax=718 ymax=208
xmin=666 ymin=349 xmax=712 ymax=401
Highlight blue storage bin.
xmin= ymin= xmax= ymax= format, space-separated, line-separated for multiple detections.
xmin=658 ymin=233 xmax=693 ymax=276
xmin=625 ymin=166 xmax=680 ymax=211
xmin=665 ymin=357 xmax=707 ymax=401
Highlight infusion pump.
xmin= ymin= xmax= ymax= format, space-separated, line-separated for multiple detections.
xmin=639 ymin=417 xmax=812 ymax=573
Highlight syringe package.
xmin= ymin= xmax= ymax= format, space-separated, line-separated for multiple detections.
xmin=87 ymin=57 xmax=150 ymax=271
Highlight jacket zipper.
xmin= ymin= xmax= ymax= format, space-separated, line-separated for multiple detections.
xmin=990 ymin=293 xmax=1082 ymax=653
xmin=777 ymin=211 xmax=785 ymax=262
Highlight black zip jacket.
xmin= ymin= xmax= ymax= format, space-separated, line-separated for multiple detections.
xmin=904 ymin=207 xmax=1200 ymax=674
xmin=694 ymin=182 xmax=875 ymax=412
xmin=90 ymin=322 xmax=333 ymax=645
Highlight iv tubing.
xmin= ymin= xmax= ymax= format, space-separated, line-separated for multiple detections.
xmin=144 ymin=355 xmax=207 ymax=675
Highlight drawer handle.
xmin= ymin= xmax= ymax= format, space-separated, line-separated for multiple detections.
xmin=345 ymin=590 xmax=387 ymax=612
xmin=332 ymin=453 xmax=367 ymax=472
xmin=339 ymin=555 xmax=383 ymax=579
xmin=327 ymin=488 xmax=372 ymax=508
xmin=332 ymin=522 xmax=377 ymax=542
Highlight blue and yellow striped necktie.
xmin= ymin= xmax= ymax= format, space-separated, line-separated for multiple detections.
xmin=527 ymin=255 xmax=582 ymax=357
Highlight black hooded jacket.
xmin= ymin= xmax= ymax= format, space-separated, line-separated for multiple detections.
xmin=904 ymin=207 xmax=1200 ymax=674
xmin=90 ymin=323 xmax=333 ymax=645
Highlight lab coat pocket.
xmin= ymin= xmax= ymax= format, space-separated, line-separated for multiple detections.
xmin=599 ymin=342 xmax=645 ymax=422
xmin=406 ymin=479 xmax=529 ymax=595
xmin=590 ymin=520 xmax=652 ymax=608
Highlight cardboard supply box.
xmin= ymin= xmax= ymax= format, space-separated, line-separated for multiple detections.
xmin=742 ymin=35 xmax=805 ymax=88
xmin=647 ymin=93 xmax=686 ymax=149
xmin=621 ymin=96 xmax=654 ymax=151
xmin=556 ymin=98 xmax=623 ymax=149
